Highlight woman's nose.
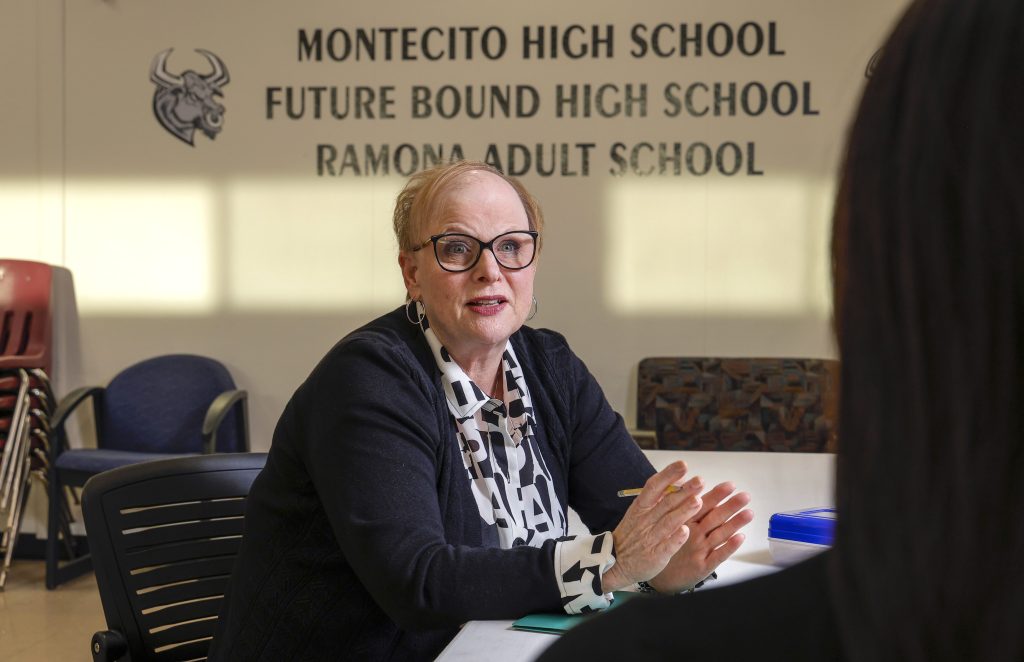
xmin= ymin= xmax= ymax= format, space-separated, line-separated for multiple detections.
xmin=473 ymin=248 xmax=502 ymax=281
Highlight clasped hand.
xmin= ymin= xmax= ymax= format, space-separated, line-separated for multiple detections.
xmin=602 ymin=461 xmax=753 ymax=594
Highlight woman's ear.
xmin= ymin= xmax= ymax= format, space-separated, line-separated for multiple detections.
xmin=398 ymin=252 xmax=421 ymax=301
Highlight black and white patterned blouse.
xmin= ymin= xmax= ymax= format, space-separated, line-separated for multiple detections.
xmin=420 ymin=317 xmax=616 ymax=614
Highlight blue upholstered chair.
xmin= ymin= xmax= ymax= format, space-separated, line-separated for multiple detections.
xmin=46 ymin=354 xmax=249 ymax=589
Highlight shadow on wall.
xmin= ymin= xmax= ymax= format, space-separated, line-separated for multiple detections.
xmin=5 ymin=173 xmax=837 ymax=451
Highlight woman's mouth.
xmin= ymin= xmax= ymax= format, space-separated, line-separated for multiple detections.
xmin=466 ymin=297 xmax=508 ymax=315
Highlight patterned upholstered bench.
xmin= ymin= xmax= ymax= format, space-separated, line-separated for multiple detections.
xmin=635 ymin=357 xmax=838 ymax=452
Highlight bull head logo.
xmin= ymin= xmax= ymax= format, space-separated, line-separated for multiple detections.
xmin=150 ymin=48 xmax=230 ymax=146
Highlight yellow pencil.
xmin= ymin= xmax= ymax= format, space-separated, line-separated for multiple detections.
xmin=616 ymin=485 xmax=682 ymax=498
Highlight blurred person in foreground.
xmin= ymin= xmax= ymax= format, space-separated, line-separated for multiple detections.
xmin=539 ymin=0 xmax=1024 ymax=659
xmin=209 ymin=160 xmax=752 ymax=660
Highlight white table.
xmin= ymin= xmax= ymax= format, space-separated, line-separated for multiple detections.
xmin=435 ymin=449 xmax=835 ymax=662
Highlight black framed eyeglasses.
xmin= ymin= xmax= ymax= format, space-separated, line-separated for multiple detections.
xmin=412 ymin=230 xmax=539 ymax=273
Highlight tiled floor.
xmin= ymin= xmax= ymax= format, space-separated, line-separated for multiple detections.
xmin=0 ymin=560 xmax=104 ymax=661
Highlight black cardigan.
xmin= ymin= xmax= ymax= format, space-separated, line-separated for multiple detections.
xmin=209 ymin=307 xmax=654 ymax=660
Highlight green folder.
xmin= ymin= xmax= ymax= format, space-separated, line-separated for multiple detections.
xmin=511 ymin=591 xmax=640 ymax=634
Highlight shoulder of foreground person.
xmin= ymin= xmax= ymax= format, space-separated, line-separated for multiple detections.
xmin=536 ymin=552 xmax=843 ymax=662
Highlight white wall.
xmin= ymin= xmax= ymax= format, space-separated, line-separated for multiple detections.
xmin=4 ymin=0 xmax=908 ymax=454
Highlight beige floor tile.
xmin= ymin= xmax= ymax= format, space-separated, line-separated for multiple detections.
xmin=0 ymin=560 xmax=104 ymax=661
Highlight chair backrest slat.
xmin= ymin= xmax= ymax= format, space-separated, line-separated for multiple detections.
xmin=145 ymin=614 xmax=224 ymax=652
xmin=121 ymin=516 xmax=245 ymax=551
xmin=153 ymin=637 xmax=213 ymax=662
xmin=139 ymin=593 xmax=225 ymax=631
xmin=133 ymin=574 xmax=232 ymax=612
xmin=129 ymin=556 xmax=237 ymax=594
xmin=118 ymin=497 xmax=246 ymax=530
xmin=124 ymin=537 xmax=243 ymax=570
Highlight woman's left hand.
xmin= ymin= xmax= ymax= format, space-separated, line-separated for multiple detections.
xmin=647 ymin=482 xmax=753 ymax=593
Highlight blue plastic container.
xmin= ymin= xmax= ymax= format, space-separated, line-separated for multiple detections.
xmin=767 ymin=507 xmax=835 ymax=565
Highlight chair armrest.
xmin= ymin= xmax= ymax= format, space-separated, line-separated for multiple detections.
xmin=91 ymin=629 xmax=127 ymax=662
xmin=202 ymin=389 xmax=249 ymax=453
xmin=50 ymin=386 xmax=104 ymax=458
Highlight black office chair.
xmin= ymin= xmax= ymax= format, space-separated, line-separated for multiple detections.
xmin=82 ymin=452 xmax=267 ymax=662
xmin=47 ymin=353 xmax=249 ymax=589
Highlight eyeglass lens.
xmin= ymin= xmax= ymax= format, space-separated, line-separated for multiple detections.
xmin=435 ymin=232 xmax=536 ymax=271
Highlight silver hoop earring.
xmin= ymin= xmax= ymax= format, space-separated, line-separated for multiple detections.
xmin=527 ymin=295 xmax=538 ymax=321
xmin=405 ymin=299 xmax=425 ymax=325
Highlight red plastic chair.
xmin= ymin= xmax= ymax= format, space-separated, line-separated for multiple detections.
xmin=0 ymin=259 xmax=53 ymax=376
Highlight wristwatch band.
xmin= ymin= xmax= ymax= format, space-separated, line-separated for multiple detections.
xmin=634 ymin=580 xmax=657 ymax=593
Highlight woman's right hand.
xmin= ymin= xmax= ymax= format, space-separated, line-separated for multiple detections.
xmin=601 ymin=461 xmax=703 ymax=592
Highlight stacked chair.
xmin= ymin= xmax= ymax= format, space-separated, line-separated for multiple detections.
xmin=0 ymin=259 xmax=68 ymax=588
xmin=1 ymin=258 xmax=252 ymax=595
